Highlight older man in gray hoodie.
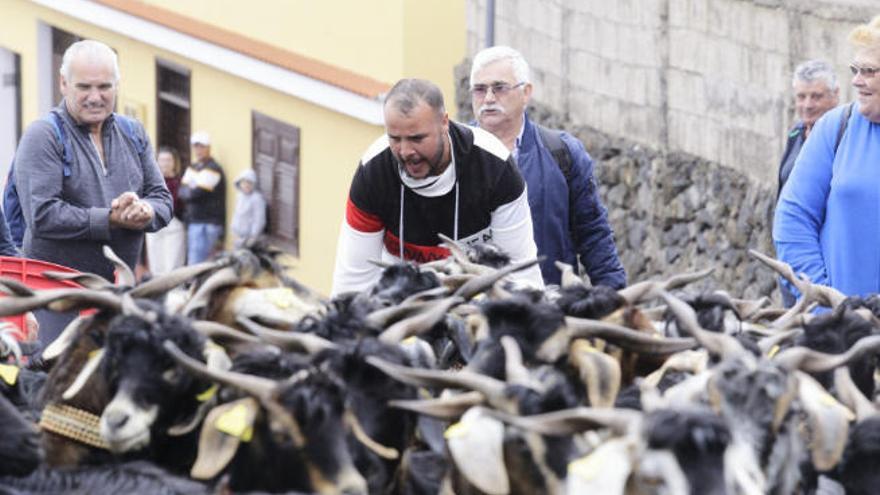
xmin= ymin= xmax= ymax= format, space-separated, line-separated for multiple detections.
xmin=14 ymin=39 xmax=172 ymax=282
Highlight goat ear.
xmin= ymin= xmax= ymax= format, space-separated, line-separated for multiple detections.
xmin=555 ymin=261 xmax=585 ymax=289
xmin=62 ymin=347 xmax=105 ymax=400
xmin=445 ymin=407 xmax=510 ymax=495
xmin=191 ymin=397 xmax=259 ymax=480
xmin=795 ymin=371 xmax=853 ymax=471
xmin=389 ymin=391 xmax=485 ymax=419
xmin=102 ymin=245 xmax=135 ymax=287
xmin=833 ymin=366 xmax=877 ymax=422
xmin=568 ymin=339 xmax=621 ymax=409
xmin=565 ymin=437 xmax=634 ymax=493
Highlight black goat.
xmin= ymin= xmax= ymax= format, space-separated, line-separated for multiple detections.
xmin=0 ymin=393 xmax=41 ymax=477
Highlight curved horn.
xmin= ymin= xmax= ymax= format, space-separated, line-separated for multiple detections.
xmin=344 ymin=409 xmax=399 ymax=460
xmin=62 ymin=348 xmax=106 ymax=400
xmin=563 ymin=316 xmax=698 ymax=355
xmin=379 ymin=296 xmax=463 ymax=344
xmin=43 ymin=271 xmax=113 ymax=291
xmin=163 ymin=340 xmax=276 ymax=402
xmin=453 ymin=258 xmax=542 ymax=300
xmin=366 ymin=300 xmax=432 ymax=330
xmin=773 ymin=335 xmax=880 ymax=372
xmin=555 ymin=261 xmax=586 ymax=289
xmin=0 ymin=277 xmax=36 ymax=296
xmin=131 ymin=259 xmax=231 ymax=298
xmin=181 ymin=266 xmax=240 ymax=316
xmin=366 ymin=355 xmax=513 ymax=413
xmin=191 ymin=320 xmax=263 ymax=344
xmin=659 ymin=290 xmax=744 ymax=358
xmin=437 ymin=233 xmax=492 ymax=276
xmin=617 ymin=267 xmax=715 ymax=305
xmin=388 ymin=391 xmax=486 ymax=419
xmin=750 ymin=250 xmax=846 ymax=310
xmin=833 ymin=366 xmax=877 ymax=422
xmin=236 ymin=316 xmax=337 ymax=354
xmin=102 ymin=245 xmax=135 ymax=287
xmin=486 ymin=406 xmax=640 ymax=436
xmin=500 ymin=336 xmax=544 ymax=392
xmin=43 ymin=315 xmax=95 ymax=361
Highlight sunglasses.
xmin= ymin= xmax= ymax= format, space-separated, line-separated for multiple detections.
xmin=470 ymin=82 xmax=525 ymax=98
xmin=850 ymin=63 xmax=880 ymax=78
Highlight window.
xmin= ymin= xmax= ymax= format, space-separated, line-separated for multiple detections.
xmin=156 ymin=59 xmax=191 ymax=167
xmin=252 ymin=112 xmax=300 ymax=254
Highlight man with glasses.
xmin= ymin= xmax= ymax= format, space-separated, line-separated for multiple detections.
xmin=469 ymin=46 xmax=625 ymax=287
xmin=774 ymin=15 xmax=880 ymax=302
xmin=331 ymin=78 xmax=544 ymax=296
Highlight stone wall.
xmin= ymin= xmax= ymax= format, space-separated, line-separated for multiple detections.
xmin=460 ymin=0 xmax=876 ymax=298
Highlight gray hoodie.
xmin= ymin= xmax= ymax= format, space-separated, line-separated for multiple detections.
xmin=231 ymin=169 xmax=267 ymax=246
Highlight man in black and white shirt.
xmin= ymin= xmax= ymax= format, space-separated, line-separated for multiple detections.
xmin=331 ymin=78 xmax=543 ymax=296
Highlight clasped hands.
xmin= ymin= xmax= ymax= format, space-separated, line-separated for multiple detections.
xmin=110 ymin=191 xmax=154 ymax=229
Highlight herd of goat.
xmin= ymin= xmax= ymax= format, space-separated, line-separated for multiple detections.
xmin=0 ymin=239 xmax=878 ymax=494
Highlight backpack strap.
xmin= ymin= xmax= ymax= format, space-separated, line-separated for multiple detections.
xmin=536 ymin=124 xmax=574 ymax=184
xmin=47 ymin=112 xmax=72 ymax=177
xmin=833 ymin=102 xmax=853 ymax=155
xmin=113 ymin=114 xmax=148 ymax=156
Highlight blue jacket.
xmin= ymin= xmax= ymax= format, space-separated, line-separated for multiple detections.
xmin=774 ymin=103 xmax=880 ymax=297
xmin=517 ymin=116 xmax=626 ymax=287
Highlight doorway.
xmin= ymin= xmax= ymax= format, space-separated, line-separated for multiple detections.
xmin=156 ymin=59 xmax=191 ymax=167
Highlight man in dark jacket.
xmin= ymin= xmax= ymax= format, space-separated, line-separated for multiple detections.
xmin=179 ymin=130 xmax=226 ymax=264
xmin=470 ymin=46 xmax=626 ymax=288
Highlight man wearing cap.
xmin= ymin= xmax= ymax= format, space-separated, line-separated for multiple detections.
xmin=179 ymin=131 xmax=226 ymax=264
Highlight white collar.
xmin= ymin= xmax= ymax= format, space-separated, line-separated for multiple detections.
xmin=397 ymin=133 xmax=457 ymax=197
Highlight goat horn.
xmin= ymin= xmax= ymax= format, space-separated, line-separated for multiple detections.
xmin=750 ymin=250 xmax=846 ymax=310
xmin=163 ymin=340 xmax=276 ymax=402
xmin=236 ymin=316 xmax=337 ymax=354
xmin=453 ymin=258 xmax=542 ymax=300
xmin=486 ymin=406 xmax=640 ymax=436
xmin=102 ymin=245 xmax=135 ymax=287
xmin=131 ymin=259 xmax=231 ymax=298
xmin=756 ymin=328 xmax=803 ymax=356
xmin=659 ymin=290 xmax=744 ymax=358
xmin=501 ymin=336 xmax=545 ymax=392
xmin=181 ymin=266 xmax=240 ymax=316
xmin=388 ymin=391 xmax=486 ymax=419
xmin=379 ymin=296 xmax=463 ymax=344
xmin=191 ymin=320 xmax=262 ymax=344
xmin=437 ymin=233 xmax=492 ymax=276
xmin=42 ymin=271 xmax=113 ymax=290
xmin=0 ymin=277 xmax=36 ymax=296
xmin=366 ymin=300 xmax=432 ymax=329
xmin=42 ymin=315 xmax=95 ymax=361
xmin=555 ymin=261 xmax=586 ymax=289
xmin=773 ymin=335 xmax=880 ymax=372
xmin=366 ymin=356 xmax=513 ymax=413
xmin=563 ymin=316 xmax=698 ymax=355
xmin=833 ymin=366 xmax=877 ymax=422
xmin=121 ymin=293 xmax=158 ymax=323
xmin=617 ymin=267 xmax=714 ymax=305
xmin=345 ymin=409 xmax=399 ymax=460
xmin=62 ymin=347 xmax=105 ymax=400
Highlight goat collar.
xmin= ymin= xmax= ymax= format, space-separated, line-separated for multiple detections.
xmin=39 ymin=403 xmax=110 ymax=450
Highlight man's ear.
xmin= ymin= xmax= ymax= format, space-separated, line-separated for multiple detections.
xmin=59 ymin=75 xmax=69 ymax=97
xmin=523 ymin=83 xmax=533 ymax=104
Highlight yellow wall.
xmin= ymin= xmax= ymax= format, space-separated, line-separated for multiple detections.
xmin=140 ymin=0 xmax=466 ymax=108
xmin=0 ymin=0 xmax=388 ymax=294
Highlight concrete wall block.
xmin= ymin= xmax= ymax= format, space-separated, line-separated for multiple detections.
xmin=569 ymin=50 xmax=600 ymax=90
xmin=598 ymin=20 xmax=621 ymax=59
xmin=625 ymin=66 xmax=649 ymax=106
xmin=669 ymin=27 xmax=701 ymax=72
xmin=667 ymin=69 xmax=706 ymax=114
xmin=570 ymin=12 xmax=600 ymax=53
xmin=688 ymin=0 xmax=710 ymax=32
xmin=668 ymin=0 xmax=689 ymax=29
xmin=634 ymin=0 xmax=666 ymax=29
xmin=569 ymin=88 xmax=601 ymax=128
xmin=620 ymin=102 xmax=664 ymax=147
xmin=668 ymin=111 xmax=700 ymax=158
xmin=754 ymin=8 xmax=790 ymax=53
xmin=645 ymin=67 xmax=665 ymax=107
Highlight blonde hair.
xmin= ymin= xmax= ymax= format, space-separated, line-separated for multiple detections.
xmin=849 ymin=15 xmax=880 ymax=49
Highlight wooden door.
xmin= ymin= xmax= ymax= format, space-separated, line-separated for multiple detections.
xmin=252 ymin=112 xmax=300 ymax=254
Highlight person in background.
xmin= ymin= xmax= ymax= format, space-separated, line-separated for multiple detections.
xmin=331 ymin=78 xmax=543 ymax=296
xmin=777 ymin=59 xmax=840 ymax=197
xmin=179 ymin=131 xmax=226 ymax=264
xmin=775 ymin=59 xmax=840 ymax=307
xmin=230 ymin=169 xmax=266 ymax=248
xmin=469 ymin=46 xmax=626 ymax=288
xmin=774 ymin=15 xmax=880 ymax=300
xmin=145 ymin=147 xmax=186 ymax=275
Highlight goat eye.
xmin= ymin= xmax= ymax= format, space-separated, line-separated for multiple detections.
xmin=162 ymin=368 xmax=180 ymax=383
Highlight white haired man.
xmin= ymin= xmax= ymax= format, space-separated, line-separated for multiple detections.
xmin=13 ymin=39 xmax=172 ymax=342
xmin=469 ymin=46 xmax=626 ymax=288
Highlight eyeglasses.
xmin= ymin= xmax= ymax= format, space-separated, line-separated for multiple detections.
xmin=470 ymin=81 xmax=525 ymax=98
xmin=850 ymin=63 xmax=880 ymax=78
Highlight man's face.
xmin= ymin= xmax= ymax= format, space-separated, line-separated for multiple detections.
xmin=471 ymin=59 xmax=531 ymax=134
xmin=192 ymin=143 xmax=210 ymax=163
xmin=793 ymin=79 xmax=838 ymax=129
xmin=60 ymin=57 xmax=117 ymax=128
xmin=852 ymin=47 xmax=880 ymax=124
xmin=384 ymin=100 xmax=449 ymax=180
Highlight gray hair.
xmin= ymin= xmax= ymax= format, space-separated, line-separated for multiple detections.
xmin=792 ymin=59 xmax=837 ymax=91
xmin=59 ymin=40 xmax=120 ymax=83
xmin=385 ymin=78 xmax=445 ymax=116
xmin=470 ymin=46 xmax=530 ymax=87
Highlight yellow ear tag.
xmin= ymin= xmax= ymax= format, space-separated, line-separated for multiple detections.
xmin=569 ymin=451 xmax=604 ymax=481
xmin=767 ymin=345 xmax=781 ymax=358
xmin=264 ymin=287 xmax=295 ymax=309
xmin=215 ymin=403 xmax=254 ymax=442
xmin=401 ymin=336 xmax=418 ymax=346
xmin=0 ymin=364 xmax=19 ymax=386
xmin=196 ymin=384 xmax=218 ymax=402
xmin=444 ymin=420 xmax=470 ymax=439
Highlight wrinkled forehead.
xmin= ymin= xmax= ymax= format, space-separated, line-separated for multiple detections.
xmin=66 ymin=55 xmax=118 ymax=83
xmin=793 ymin=79 xmax=833 ymax=96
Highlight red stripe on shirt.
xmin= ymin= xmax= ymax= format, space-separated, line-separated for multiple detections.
xmin=384 ymin=231 xmax=451 ymax=263
xmin=345 ymin=198 xmax=384 ymax=232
